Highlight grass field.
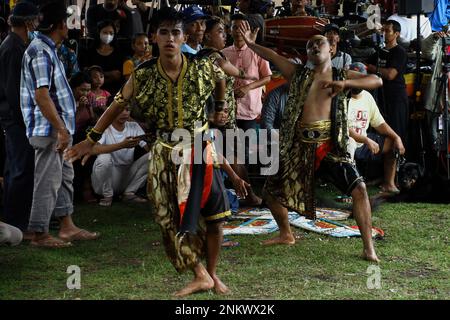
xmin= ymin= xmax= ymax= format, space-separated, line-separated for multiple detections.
xmin=0 ymin=185 xmax=449 ymax=300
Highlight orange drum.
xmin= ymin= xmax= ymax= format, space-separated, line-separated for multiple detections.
xmin=264 ymin=16 xmax=329 ymax=51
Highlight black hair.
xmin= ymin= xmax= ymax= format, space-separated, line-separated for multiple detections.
xmin=384 ymin=19 xmax=401 ymax=33
xmin=87 ymin=66 xmax=104 ymax=77
xmin=230 ymin=13 xmax=248 ymax=22
xmin=205 ymin=16 xmax=223 ymax=33
xmin=8 ymin=15 xmax=34 ymax=27
xmin=132 ymin=32 xmax=148 ymax=44
xmin=69 ymin=71 xmax=91 ymax=89
xmin=37 ymin=1 xmax=68 ymax=35
xmin=94 ymin=19 xmax=117 ymax=49
xmin=154 ymin=6 xmax=184 ymax=30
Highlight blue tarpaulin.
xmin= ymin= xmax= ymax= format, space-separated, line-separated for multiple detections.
xmin=429 ymin=0 xmax=450 ymax=31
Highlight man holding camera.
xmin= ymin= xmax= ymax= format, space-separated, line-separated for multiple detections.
xmin=366 ymin=20 xmax=409 ymax=146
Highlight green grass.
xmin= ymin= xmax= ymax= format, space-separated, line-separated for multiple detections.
xmin=0 ymin=187 xmax=449 ymax=300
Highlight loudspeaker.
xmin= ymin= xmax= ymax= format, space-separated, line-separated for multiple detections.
xmin=397 ymin=0 xmax=435 ymax=15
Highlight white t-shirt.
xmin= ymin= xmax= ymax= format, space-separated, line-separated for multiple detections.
xmin=99 ymin=122 xmax=146 ymax=166
xmin=387 ymin=14 xmax=432 ymax=42
xmin=348 ymin=90 xmax=385 ymax=148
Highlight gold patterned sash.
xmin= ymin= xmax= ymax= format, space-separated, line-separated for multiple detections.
xmin=298 ymin=120 xmax=332 ymax=143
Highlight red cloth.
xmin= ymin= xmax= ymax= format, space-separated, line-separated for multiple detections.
xmin=178 ymin=144 xmax=214 ymax=225
xmin=314 ymin=141 xmax=333 ymax=171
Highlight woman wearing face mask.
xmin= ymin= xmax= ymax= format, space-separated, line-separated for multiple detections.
xmin=80 ymin=19 xmax=124 ymax=95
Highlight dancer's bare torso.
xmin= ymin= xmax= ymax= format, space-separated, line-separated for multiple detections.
xmin=300 ymin=69 xmax=333 ymax=124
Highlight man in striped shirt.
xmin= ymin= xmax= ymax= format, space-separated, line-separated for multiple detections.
xmin=20 ymin=2 xmax=99 ymax=248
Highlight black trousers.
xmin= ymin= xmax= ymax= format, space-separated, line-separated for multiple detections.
xmin=2 ymin=123 xmax=34 ymax=231
xmin=384 ymin=89 xmax=409 ymax=147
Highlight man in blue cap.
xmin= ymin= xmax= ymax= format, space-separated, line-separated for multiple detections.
xmin=0 ymin=0 xmax=39 ymax=238
xmin=181 ymin=6 xmax=208 ymax=54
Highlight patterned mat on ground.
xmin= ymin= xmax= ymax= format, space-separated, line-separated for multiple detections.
xmin=224 ymin=208 xmax=383 ymax=238
xmin=289 ymin=216 xmax=384 ymax=239
xmin=232 ymin=207 xmax=351 ymax=220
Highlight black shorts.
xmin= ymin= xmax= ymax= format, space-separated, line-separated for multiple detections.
xmin=354 ymin=133 xmax=385 ymax=162
xmin=317 ymin=158 xmax=364 ymax=196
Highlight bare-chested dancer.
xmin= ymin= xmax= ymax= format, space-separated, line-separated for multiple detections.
xmin=239 ymin=22 xmax=382 ymax=262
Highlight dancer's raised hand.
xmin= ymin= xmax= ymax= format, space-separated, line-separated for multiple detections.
xmin=238 ymin=20 xmax=259 ymax=45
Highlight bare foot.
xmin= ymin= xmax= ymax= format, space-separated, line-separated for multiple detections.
xmin=173 ymin=274 xmax=214 ymax=297
xmin=380 ymin=184 xmax=400 ymax=194
xmin=241 ymin=194 xmax=263 ymax=207
xmin=262 ymin=234 xmax=295 ymax=246
xmin=362 ymin=249 xmax=380 ymax=263
xmin=212 ymin=275 xmax=230 ymax=295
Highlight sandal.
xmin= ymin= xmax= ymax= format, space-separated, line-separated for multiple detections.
xmin=122 ymin=193 xmax=148 ymax=203
xmin=99 ymin=197 xmax=113 ymax=207
xmin=59 ymin=229 xmax=100 ymax=242
xmin=30 ymin=235 xmax=72 ymax=248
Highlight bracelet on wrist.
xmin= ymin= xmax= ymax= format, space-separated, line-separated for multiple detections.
xmin=86 ymin=127 xmax=103 ymax=143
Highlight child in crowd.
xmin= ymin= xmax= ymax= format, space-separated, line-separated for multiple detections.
xmin=123 ymin=33 xmax=152 ymax=80
xmin=70 ymin=72 xmax=97 ymax=203
xmin=70 ymin=72 xmax=95 ymax=143
xmin=207 ymin=105 xmax=244 ymax=215
xmin=87 ymin=65 xmax=111 ymax=120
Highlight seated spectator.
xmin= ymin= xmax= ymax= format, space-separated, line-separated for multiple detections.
xmin=80 ymin=20 xmax=124 ymax=95
xmin=70 ymin=72 xmax=95 ymax=144
xmin=90 ymin=107 xmax=149 ymax=206
xmin=123 ymin=33 xmax=151 ymax=80
xmin=0 ymin=221 xmax=22 ymax=246
xmin=70 ymin=72 xmax=97 ymax=203
xmin=87 ymin=65 xmax=111 ymax=119
xmin=347 ymin=62 xmax=406 ymax=194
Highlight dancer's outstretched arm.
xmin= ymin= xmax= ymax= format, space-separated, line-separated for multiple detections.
xmin=238 ymin=21 xmax=298 ymax=82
